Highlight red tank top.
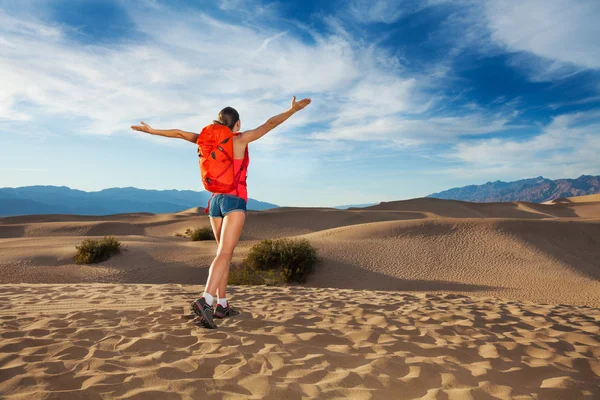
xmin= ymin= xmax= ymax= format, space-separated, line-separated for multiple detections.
xmin=226 ymin=155 xmax=249 ymax=202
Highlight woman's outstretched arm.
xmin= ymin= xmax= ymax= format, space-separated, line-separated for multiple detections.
xmin=238 ymin=96 xmax=311 ymax=145
xmin=131 ymin=122 xmax=199 ymax=143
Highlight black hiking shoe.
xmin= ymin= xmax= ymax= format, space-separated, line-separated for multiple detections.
xmin=214 ymin=303 xmax=240 ymax=319
xmin=190 ymin=297 xmax=217 ymax=329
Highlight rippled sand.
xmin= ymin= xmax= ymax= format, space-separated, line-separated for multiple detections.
xmin=1 ymin=284 xmax=599 ymax=399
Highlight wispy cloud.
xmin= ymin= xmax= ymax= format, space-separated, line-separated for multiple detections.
xmin=1 ymin=0 xmax=599 ymax=204
xmin=0 ymin=2 xmax=442 ymax=146
xmin=483 ymin=0 xmax=600 ymax=70
xmin=0 ymin=167 xmax=46 ymax=172
xmin=313 ymin=111 xmax=515 ymax=146
xmin=218 ymin=0 xmax=278 ymax=18
xmin=348 ymin=0 xmax=412 ymax=24
xmin=449 ymin=110 xmax=600 ymax=180
xmin=416 ymin=0 xmax=600 ymax=83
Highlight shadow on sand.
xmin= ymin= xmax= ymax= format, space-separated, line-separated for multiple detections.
xmin=305 ymin=257 xmax=503 ymax=292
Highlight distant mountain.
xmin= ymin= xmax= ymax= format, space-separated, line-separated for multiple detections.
xmin=0 ymin=186 xmax=279 ymax=217
xmin=427 ymin=175 xmax=600 ymax=203
xmin=334 ymin=203 xmax=378 ymax=209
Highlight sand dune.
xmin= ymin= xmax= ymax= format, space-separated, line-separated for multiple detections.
xmin=367 ymin=197 xmax=591 ymax=219
xmin=302 ymin=218 xmax=599 ymax=302
xmin=0 ymin=284 xmax=599 ymax=399
xmin=1 ymin=195 xmax=599 ymax=398
xmin=541 ymin=194 xmax=600 ymax=218
xmin=1 ymin=196 xmax=598 ymax=305
xmin=544 ymin=193 xmax=600 ymax=204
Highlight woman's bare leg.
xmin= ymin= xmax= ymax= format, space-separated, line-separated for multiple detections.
xmin=204 ymin=211 xmax=246 ymax=297
xmin=209 ymin=217 xmax=225 ymax=299
xmin=210 ymin=217 xmax=223 ymax=246
xmin=217 ymin=261 xmax=232 ymax=299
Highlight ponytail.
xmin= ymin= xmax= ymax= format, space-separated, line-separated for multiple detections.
xmin=214 ymin=107 xmax=239 ymax=131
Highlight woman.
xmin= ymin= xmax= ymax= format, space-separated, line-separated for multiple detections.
xmin=131 ymin=96 xmax=312 ymax=329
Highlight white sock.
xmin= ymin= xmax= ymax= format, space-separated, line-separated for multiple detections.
xmin=218 ymin=298 xmax=228 ymax=308
xmin=202 ymin=292 xmax=214 ymax=305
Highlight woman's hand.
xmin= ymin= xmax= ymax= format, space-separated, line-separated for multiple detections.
xmin=130 ymin=122 xmax=199 ymax=143
xmin=290 ymin=96 xmax=311 ymax=112
xmin=131 ymin=121 xmax=154 ymax=134
xmin=238 ymin=96 xmax=313 ymax=145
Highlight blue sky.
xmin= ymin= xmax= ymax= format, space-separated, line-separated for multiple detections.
xmin=1 ymin=0 xmax=599 ymax=207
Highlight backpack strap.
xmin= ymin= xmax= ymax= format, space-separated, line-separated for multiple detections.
xmin=230 ymin=133 xmax=249 ymax=198
xmin=233 ymin=145 xmax=249 ymax=197
xmin=241 ymin=146 xmax=250 ymax=170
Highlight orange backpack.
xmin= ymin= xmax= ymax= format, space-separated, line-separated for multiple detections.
xmin=197 ymin=123 xmax=249 ymax=194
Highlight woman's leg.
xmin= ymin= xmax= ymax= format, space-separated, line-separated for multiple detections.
xmin=210 ymin=216 xmax=223 ymax=245
xmin=209 ymin=217 xmax=224 ymax=298
xmin=217 ymin=256 xmax=231 ymax=299
xmin=204 ymin=211 xmax=246 ymax=297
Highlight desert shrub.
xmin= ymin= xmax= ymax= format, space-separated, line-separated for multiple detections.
xmin=262 ymin=269 xmax=284 ymax=286
xmin=75 ymin=236 xmax=122 ymax=264
xmin=244 ymin=238 xmax=317 ymax=284
xmin=188 ymin=226 xmax=215 ymax=241
xmin=228 ymin=265 xmax=285 ymax=286
xmin=228 ymin=265 xmax=266 ymax=285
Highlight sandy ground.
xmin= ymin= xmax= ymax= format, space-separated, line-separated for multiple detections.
xmin=0 ymin=195 xmax=599 ymax=398
xmin=1 ymin=284 xmax=599 ymax=399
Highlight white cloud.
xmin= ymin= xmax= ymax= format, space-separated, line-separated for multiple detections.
xmin=419 ymin=1 xmax=600 ymax=83
xmin=347 ymin=0 xmax=469 ymax=25
xmin=312 ymin=100 xmax=516 ymax=147
xmin=346 ymin=0 xmax=456 ymax=24
xmin=483 ymin=0 xmax=600 ymax=70
xmin=0 ymin=2 xmax=439 ymax=148
xmin=0 ymin=8 xmax=60 ymax=38
xmin=450 ymin=110 xmax=600 ymax=179
xmin=0 ymin=1 xmax=530 ymax=164
xmin=349 ymin=0 xmax=410 ymax=24
xmin=218 ymin=0 xmax=278 ymax=17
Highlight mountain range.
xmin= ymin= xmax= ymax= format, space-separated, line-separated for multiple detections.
xmin=427 ymin=175 xmax=600 ymax=203
xmin=2 ymin=175 xmax=599 ymax=217
xmin=0 ymin=186 xmax=278 ymax=217
xmin=334 ymin=203 xmax=378 ymax=210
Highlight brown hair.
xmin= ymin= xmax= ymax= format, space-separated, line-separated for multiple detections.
xmin=213 ymin=107 xmax=240 ymax=131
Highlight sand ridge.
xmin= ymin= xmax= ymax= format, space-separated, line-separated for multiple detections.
xmin=544 ymin=193 xmax=600 ymax=204
xmin=1 ymin=284 xmax=599 ymax=399
xmin=1 ymin=196 xmax=598 ymax=306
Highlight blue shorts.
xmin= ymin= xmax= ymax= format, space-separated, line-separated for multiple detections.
xmin=208 ymin=194 xmax=247 ymax=218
